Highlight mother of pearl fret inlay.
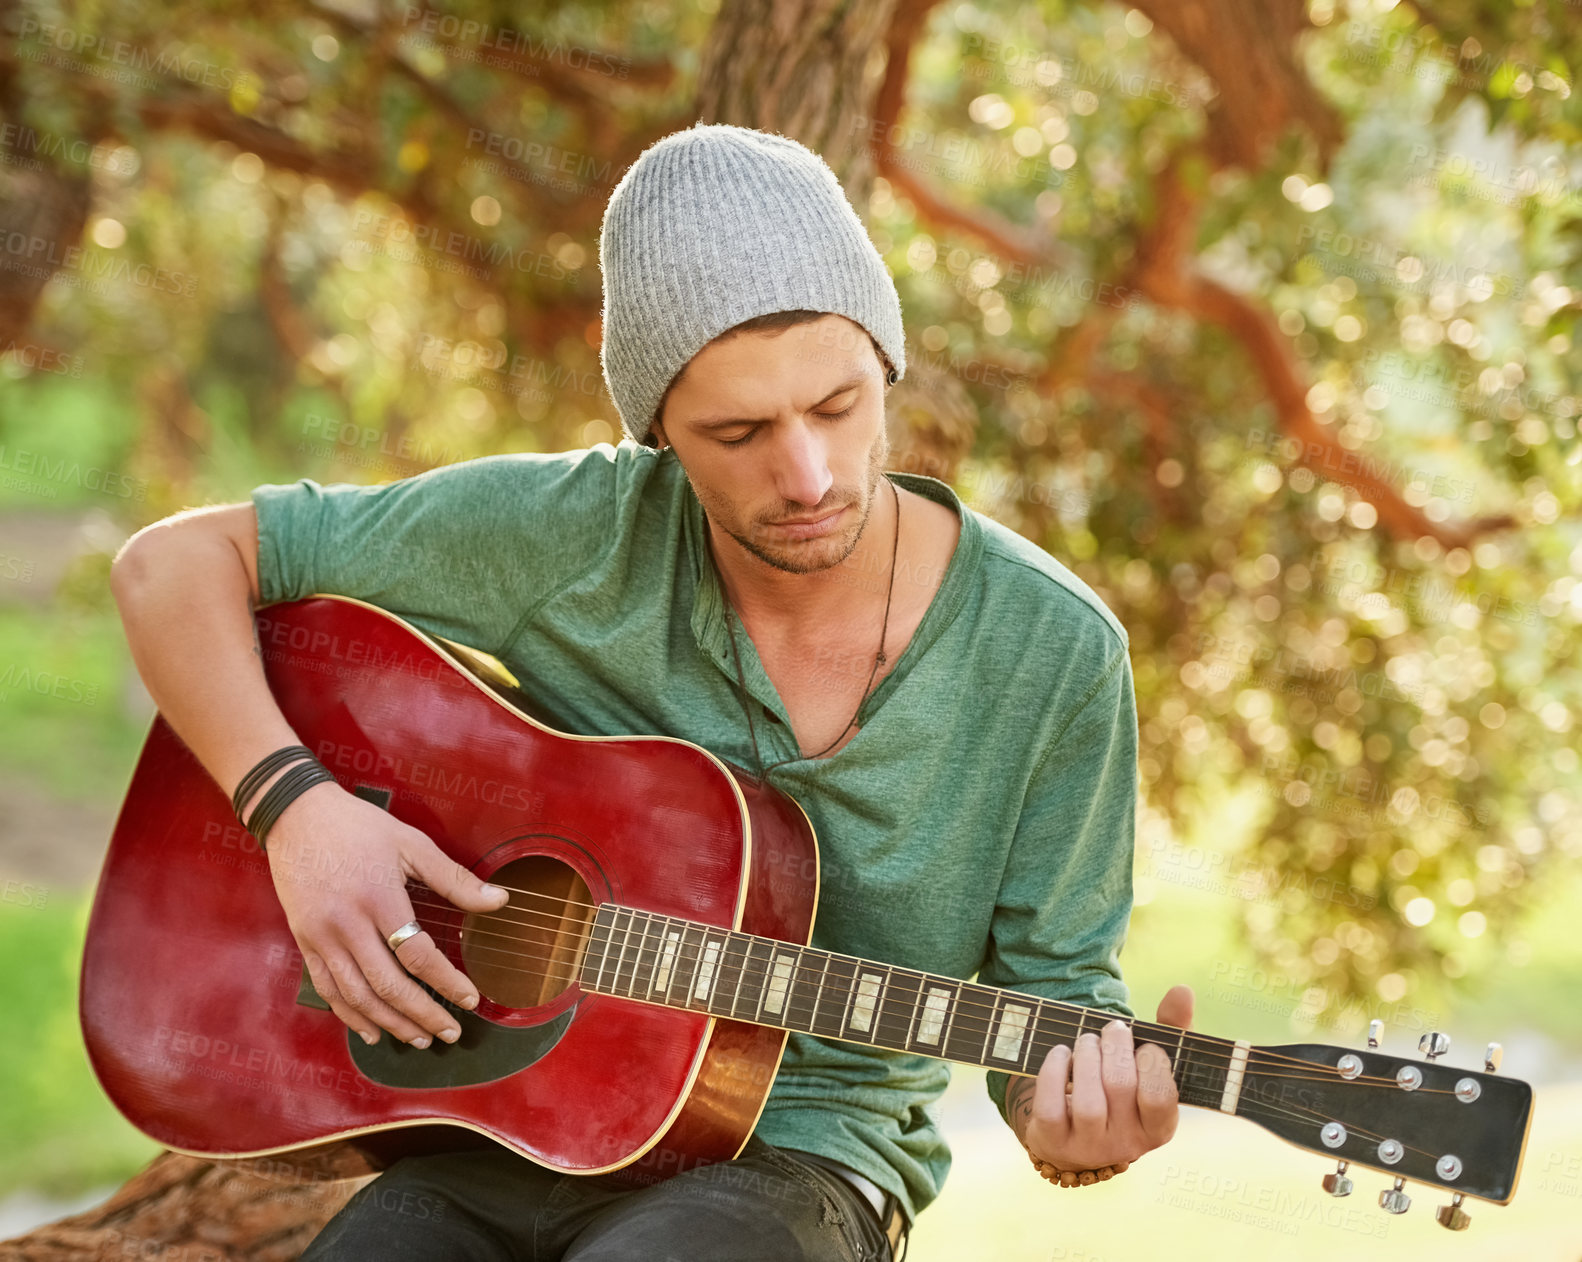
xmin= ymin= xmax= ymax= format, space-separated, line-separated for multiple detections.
xmin=849 ymin=972 xmax=884 ymax=1033
xmin=991 ymin=1003 xmax=1032 ymax=1061
xmin=694 ymin=940 xmax=722 ymax=1001
xmin=917 ymin=987 xmax=952 ymax=1045
xmin=653 ymin=931 xmax=680 ymax=995
xmin=764 ymin=953 xmax=796 ymax=1015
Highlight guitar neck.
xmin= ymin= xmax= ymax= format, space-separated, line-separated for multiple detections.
xmin=579 ymin=904 xmax=1244 ymax=1113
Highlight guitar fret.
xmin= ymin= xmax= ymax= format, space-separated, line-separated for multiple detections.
xmin=811 ymin=952 xmax=834 ymax=1033
xmin=877 ymin=969 xmax=923 ymax=1052
xmin=607 ymin=908 xmax=632 ymax=997
xmin=694 ymin=935 xmax=724 ymax=1005
xmin=1020 ymin=998 xmax=1047 ymax=1073
xmin=679 ymin=924 xmax=708 ymax=1011
xmin=943 ymin=981 xmax=990 ymax=1064
xmin=763 ymin=948 xmax=797 ymax=1019
xmin=784 ymin=947 xmax=823 ymax=1033
xmin=1162 ymin=1028 xmax=1230 ymax=1110
xmin=813 ymin=954 xmax=858 ymax=1038
xmin=739 ymin=937 xmax=773 ymax=1020
xmin=648 ymin=914 xmax=670 ymax=999
xmin=626 ymin=910 xmax=657 ymax=1000
xmin=848 ymin=965 xmax=889 ymax=1037
xmin=912 ymin=982 xmax=955 ymax=1050
xmin=591 ymin=908 xmax=618 ymax=993
xmin=838 ymin=957 xmax=859 ymax=1033
xmin=653 ymin=922 xmax=682 ymax=1001
xmin=580 ymin=905 xmax=617 ymax=989
xmin=610 ymin=907 xmax=639 ymax=997
xmin=714 ymin=929 xmax=747 ymax=1016
xmin=1022 ymin=1002 xmax=1060 ymax=1074
xmin=982 ymin=991 xmax=1035 ymax=1067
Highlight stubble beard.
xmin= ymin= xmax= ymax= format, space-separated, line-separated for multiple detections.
xmin=700 ymin=427 xmax=891 ymax=576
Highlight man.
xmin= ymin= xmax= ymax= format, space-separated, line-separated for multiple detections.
xmin=110 ymin=122 xmax=1192 ymax=1261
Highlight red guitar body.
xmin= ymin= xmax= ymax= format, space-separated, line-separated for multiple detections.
xmin=80 ymin=596 xmax=819 ymax=1184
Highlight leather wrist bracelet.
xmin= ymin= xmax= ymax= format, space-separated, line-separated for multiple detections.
xmin=244 ymin=758 xmax=338 ymax=849
xmin=232 ymin=745 xmax=316 ymax=821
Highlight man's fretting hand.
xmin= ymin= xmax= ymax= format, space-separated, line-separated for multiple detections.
xmin=1008 ymin=984 xmax=1195 ymax=1173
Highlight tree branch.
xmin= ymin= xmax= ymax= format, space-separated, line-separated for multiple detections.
xmin=867 ymin=0 xmax=1081 ymax=272
xmin=1129 ymin=152 xmax=1514 ymax=549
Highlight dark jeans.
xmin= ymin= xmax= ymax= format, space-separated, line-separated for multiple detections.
xmin=300 ymin=1136 xmax=899 ymax=1261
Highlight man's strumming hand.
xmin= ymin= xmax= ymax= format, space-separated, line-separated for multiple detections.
xmin=1007 ymin=984 xmax=1195 ymax=1173
xmin=265 ymin=783 xmax=509 ymax=1049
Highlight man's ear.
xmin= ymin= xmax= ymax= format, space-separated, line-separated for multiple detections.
xmin=648 ymin=418 xmax=668 ymax=450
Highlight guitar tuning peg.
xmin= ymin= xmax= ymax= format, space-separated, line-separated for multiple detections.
xmin=1484 ymin=1042 xmax=1503 ymax=1073
xmin=1418 ymin=1030 xmax=1451 ymax=1061
xmin=1321 ymin=1160 xmax=1353 ymax=1197
xmin=1367 ymin=1019 xmax=1384 ymax=1048
xmin=1436 ymin=1192 xmax=1471 ymax=1231
xmin=1379 ymin=1176 xmax=1411 ymax=1215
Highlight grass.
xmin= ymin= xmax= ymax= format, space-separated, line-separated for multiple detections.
xmin=0 ymin=890 xmax=160 ymax=1197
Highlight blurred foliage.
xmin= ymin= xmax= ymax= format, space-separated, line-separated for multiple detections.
xmin=0 ymin=0 xmax=1578 ymax=1038
xmin=0 ymin=891 xmax=160 ymax=1193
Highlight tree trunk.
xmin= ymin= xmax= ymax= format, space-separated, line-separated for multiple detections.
xmin=695 ymin=0 xmax=900 ymax=207
xmin=2 ymin=1 xmax=907 ymax=1257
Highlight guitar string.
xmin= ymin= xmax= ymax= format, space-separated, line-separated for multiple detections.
xmin=405 ymin=891 xmax=1446 ymax=1094
xmin=411 ymin=884 xmax=1349 ymax=1074
xmin=402 ymin=891 xmax=1435 ymax=1092
xmin=382 ymin=905 xmax=1438 ymax=1161
xmin=398 ymin=891 xmax=1436 ymax=1094
xmin=411 ymin=879 xmax=1407 ymax=1083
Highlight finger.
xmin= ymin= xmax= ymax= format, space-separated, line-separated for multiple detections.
xmin=323 ymin=944 xmax=438 ymax=1047
xmin=303 ymin=951 xmax=382 ymax=1047
xmin=403 ymin=836 xmax=508 ymax=914
xmin=1031 ymin=1042 xmax=1073 ymax=1133
xmin=1068 ymin=1031 xmax=1107 ymax=1135
xmin=348 ymin=930 xmax=466 ymax=1044
xmin=1155 ymin=983 xmax=1194 ymax=1030
xmin=389 ymin=926 xmax=482 ymax=1013
xmin=1100 ymin=1018 xmax=1138 ymax=1097
xmin=1136 ymin=1043 xmax=1180 ymax=1146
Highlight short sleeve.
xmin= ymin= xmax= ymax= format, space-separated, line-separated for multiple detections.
xmin=981 ymin=650 xmax=1139 ymax=1124
xmin=250 ymin=443 xmax=645 ymax=655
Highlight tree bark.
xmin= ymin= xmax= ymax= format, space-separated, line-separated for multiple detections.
xmin=0 ymin=1151 xmax=375 ymax=1262
xmin=694 ymin=0 xmax=901 ymax=207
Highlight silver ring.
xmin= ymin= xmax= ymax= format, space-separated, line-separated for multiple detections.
xmin=385 ymin=920 xmax=423 ymax=953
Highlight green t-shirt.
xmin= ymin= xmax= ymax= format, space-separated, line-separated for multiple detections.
xmin=251 ymin=438 xmax=1137 ymax=1224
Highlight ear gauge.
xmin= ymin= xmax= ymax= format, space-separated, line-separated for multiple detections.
xmin=886 ymin=366 xmax=900 ymax=385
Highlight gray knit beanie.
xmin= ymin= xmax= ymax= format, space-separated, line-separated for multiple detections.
xmin=598 ymin=122 xmax=906 ymax=446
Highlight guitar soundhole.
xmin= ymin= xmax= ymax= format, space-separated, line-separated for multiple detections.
xmin=460 ymin=855 xmax=593 ymax=1010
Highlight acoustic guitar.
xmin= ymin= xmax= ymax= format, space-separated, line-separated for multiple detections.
xmin=80 ymin=596 xmax=1532 ymax=1231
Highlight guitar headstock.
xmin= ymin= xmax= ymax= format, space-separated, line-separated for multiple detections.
xmin=1234 ymin=1027 xmax=1531 ymax=1229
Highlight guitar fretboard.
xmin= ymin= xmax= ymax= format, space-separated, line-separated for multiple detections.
xmin=578 ymin=905 xmax=1237 ymax=1111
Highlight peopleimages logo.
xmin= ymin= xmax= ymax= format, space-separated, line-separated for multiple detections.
xmin=0 ymin=230 xmax=198 ymax=297
xmin=0 ymin=446 xmax=146 ymax=499
xmin=399 ymin=6 xmax=630 ymax=79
